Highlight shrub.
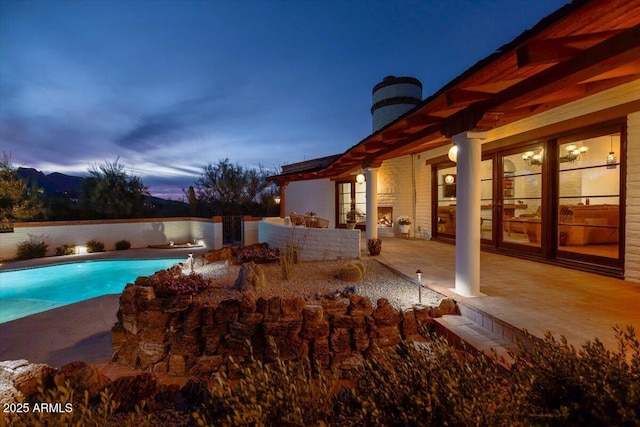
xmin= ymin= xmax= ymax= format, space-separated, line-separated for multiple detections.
xmin=15 ymin=240 xmax=48 ymax=260
xmin=138 ymin=268 xmax=210 ymax=297
xmin=194 ymin=345 xmax=335 ymax=427
xmin=278 ymin=241 xmax=299 ymax=280
xmin=115 ymin=239 xmax=131 ymax=250
xmin=340 ymin=335 xmax=528 ymax=426
xmin=55 ymin=244 xmax=76 ymax=256
xmin=86 ymin=239 xmax=105 ymax=253
xmin=511 ymin=325 xmax=640 ymax=426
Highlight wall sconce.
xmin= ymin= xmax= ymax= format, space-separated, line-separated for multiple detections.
xmin=560 ymin=143 xmax=588 ymax=163
xmin=273 ymin=195 xmax=281 ymax=204
xmin=447 ymin=145 xmax=458 ymax=163
xmin=356 ymin=172 xmax=365 ymax=184
xmin=607 ymin=136 xmax=617 ymax=169
xmin=416 ymin=269 xmax=423 ymax=304
xmin=522 ymin=150 xmax=543 ymax=166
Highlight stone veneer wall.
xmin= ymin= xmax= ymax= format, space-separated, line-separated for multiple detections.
xmin=111 ymin=284 xmax=457 ymax=376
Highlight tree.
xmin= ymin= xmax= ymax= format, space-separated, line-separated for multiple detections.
xmin=0 ymin=153 xmax=47 ymax=229
xmin=195 ymin=158 xmax=271 ymax=216
xmin=82 ymin=159 xmax=150 ymax=219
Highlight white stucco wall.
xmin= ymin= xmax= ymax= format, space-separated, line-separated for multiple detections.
xmin=258 ymin=218 xmax=360 ymax=261
xmin=0 ymin=218 xmax=218 ymax=260
xmin=285 ymin=179 xmax=336 ymax=227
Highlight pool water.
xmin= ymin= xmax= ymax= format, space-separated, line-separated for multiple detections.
xmin=0 ymin=258 xmax=184 ymax=323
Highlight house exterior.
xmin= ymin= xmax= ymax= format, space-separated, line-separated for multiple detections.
xmin=269 ymin=0 xmax=640 ymax=293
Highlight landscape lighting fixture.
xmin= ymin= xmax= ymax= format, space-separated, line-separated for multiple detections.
xmin=416 ymin=269 xmax=423 ymax=304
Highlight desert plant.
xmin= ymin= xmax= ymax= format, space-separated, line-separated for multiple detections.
xmin=351 ymin=259 xmax=366 ymax=275
xmin=278 ymin=240 xmax=298 ymax=280
xmin=86 ymin=239 xmax=105 ymax=253
xmin=115 ymin=239 xmax=131 ymax=250
xmin=55 ymin=244 xmax=76 ymax=256
xmin=510 ymin=325 xmax=640 ymax=426
xmin=367 ymin=238 xmax=382 ymax=255
xmin=339 ymin=262 xmax=363 ymax=282
xmin=137 ymin=268 xmax=210 ymax=297
xmin=340 ymin=335 xmax=528 ymax=426
xmin=194 ymin=342 xmax=335 ymax=427
xmin=15 ymin=240 xmax=48 ymax=260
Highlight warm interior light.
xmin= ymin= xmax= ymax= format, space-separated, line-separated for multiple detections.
xmin=356 ymin=173 xmax=365 ymax=184
xmin=273 ymin=195 xmax=281 ymax=204
xmin=579 ymin=146 xmax=588 ymax=154
xmin=448 ymin=145 xmax=458 ymax=163
xmin=566 ymin=144 xmax=577 ymax=152
xmin=76 ymin=245 xmax=87 ymax=255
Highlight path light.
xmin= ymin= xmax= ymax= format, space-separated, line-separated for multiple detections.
xmin=188 ymin=253 xmax=194 ymax=273
xmin=416 ymin=269 xmax=423 ymax=304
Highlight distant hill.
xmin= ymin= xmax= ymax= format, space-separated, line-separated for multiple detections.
xmin=17 ymin=167 xmax=84 ymax=194
xmin=16 ymin=167 xmax=189 ymax=213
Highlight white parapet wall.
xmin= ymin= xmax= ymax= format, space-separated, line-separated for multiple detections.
xmin=258 ymin=218 xmax=360 ymax=261
xmin=0 ymin=218 xmax=218 ymax=260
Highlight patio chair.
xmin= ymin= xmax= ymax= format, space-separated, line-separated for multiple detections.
xmin=290 ymin=213 xmax=306 ymax=226
xmin=315 ymin=217 xmax=329 ymax=228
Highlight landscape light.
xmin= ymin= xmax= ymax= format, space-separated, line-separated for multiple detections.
xmin=416 ymin=269 xmax=423 ymax=304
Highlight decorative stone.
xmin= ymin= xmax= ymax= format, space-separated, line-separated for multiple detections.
xmin=0 ymin=361 xmax=55 ymax=401
xmin=215 ymin=299 xmax=240 ymax=323
xmin=205 ymin=247 xmax=232 ymax=263
xmin=353 ymin=328 xmax=370 ymax=352
xmin=138 ymin=341 xmax=167 ymax=368
xmin=330 ymin=328 xmax=352 ymax=353
xmin=429 ymin=298 xmax=458 ymax=318
xmin=238 ymin=291 xmax=257 ymax=313
xmin=331 ymin=314 xmax=366 ymax=329
xmin=233 ymin=261 xmax=266 ymax=292
xmin=348 ymin=295 xmax=374 ymax=316
xmin=168 ymin=354 xmax=186 ymax=376
xmin=373 ymin=298 xmax=402 ymax=326
xmin=281 ymin=297 xmax=306 ymax=319
xmin=301 ymin=305 xmax=330 ymax=340
xmin=54 ymin=361 xmax=111 ymax=398
xmin=311 ymin=338 xmax=331 ymax=368
xmin=190 ymin=355 xmax=224 ymax=375
xmin=401 ymin=309 xmax=419 ymax=338
xmin=321 ymin=297 xmax=348 ymax=317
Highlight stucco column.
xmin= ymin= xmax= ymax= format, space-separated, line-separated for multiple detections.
xmin=452 ymin=131 xmax=486 ymax=297
xmin=365 ymin=167 xmax=379 ymax=240
xmin=279 ymin=183 xmax=288 ymax=218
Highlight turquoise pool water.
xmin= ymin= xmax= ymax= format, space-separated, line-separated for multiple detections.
xmin=0 ymin=258 xmax=183 ymax=323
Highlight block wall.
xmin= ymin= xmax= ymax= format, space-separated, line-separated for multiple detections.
xmin=258 ymin=219 xmax=360 ymax=261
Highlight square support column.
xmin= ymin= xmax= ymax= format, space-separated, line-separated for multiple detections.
xmin=452 ymin=131 xmax=486 ymax=297
xmin=365 ymin=167 xmax=379 ymax=240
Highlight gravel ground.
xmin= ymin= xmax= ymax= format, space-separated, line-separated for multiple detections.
xmin=184 ymin=258 xmax=445 ymax=311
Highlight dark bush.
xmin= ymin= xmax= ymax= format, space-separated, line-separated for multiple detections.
xmin=511 ymin=325 xmax=640 ymax=426
xmin=86 ymin=239 xmax=105 ymax=253
xmin=115 ymin=239 xmax=131 ymax=250
xmin=55 ymin=244 xmax=76 ymax=256
xmin=15 ymin=240 xmax=48 ymax=260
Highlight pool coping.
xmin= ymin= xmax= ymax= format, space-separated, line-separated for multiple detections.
xmin=0 ymin=247 xmax=209 ymax=272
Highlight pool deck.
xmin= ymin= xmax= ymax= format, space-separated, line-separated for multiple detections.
xmin=1 ymin=242 xmax=640 ymax=381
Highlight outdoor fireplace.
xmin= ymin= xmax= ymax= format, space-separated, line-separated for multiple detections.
xmin=378 ymin=207 xmax=393 ymax=227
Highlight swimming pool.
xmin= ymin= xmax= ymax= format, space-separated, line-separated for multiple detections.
xmin=0 ymin=258 xmax=184 ymax=323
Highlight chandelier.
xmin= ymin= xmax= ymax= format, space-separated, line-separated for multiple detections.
xmin=522 ymin=150 xmax=543 ymax=166
xmin=560 ymin=143 xmax=588 ymax=163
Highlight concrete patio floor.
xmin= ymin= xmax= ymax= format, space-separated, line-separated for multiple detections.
xmin=368 ymin=237 xmax=640 ymax=352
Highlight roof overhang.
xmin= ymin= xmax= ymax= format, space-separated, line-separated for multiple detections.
xmin=272 ymin=0 xmax=640 ymax=183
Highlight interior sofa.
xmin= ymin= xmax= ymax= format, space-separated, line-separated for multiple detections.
xmin=559 ymin=204 xmax=619 ymax=245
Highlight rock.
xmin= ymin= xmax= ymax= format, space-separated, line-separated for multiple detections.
xmin=429 ymin=298 xmax=458 ymax=317
xmin=0 ymin=360 xmax=55 ymax=403
xmin=214 ymin=299 xmax=240 ymax=323
xmin=348 ymin=295 xmax=373 ymax=316
xmin=372 ymin=298 xmax=402 ymax=326
xmin=301 ymin=305 xmax=330 ymax=340
xmin=282 ymin=296 xmax=306 ymax=319
xmin=233 ymin=261 xmax=266 ymax=292
xmin=190 ymin=355 xmax=224 ymax=375
xmin=109 ymin=373 xmax=158 ymax=412
xmin=54 ymin=361 xmax=111 ymax=399
xmin=311 ymin=338 xmax=331 ymax=368
xmin=168 ymin=354 xmax=186 ymax=376
xmin=401 ymin=309 xmax=419 ymax=338
xmin=330 ymin=328 xmax=352 ymax=353
xmin=238 ymin=291 xmax=257 ymax=313
xmin=205 ymin=247 xmax=232 ymax=263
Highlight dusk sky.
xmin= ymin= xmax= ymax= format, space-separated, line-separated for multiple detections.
xmin=1 ymin=0 xmax=567 ymax=200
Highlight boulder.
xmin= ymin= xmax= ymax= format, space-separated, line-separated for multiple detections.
xmin=372 ymin=298 xmax=402 ymax=326
xmin=205 ymin=247 xmax=232 ymax=263
xmin=54 ymin=361 xmax=111 ymax=398
xmin=0 ymin=360 xmax=55 ymax=403
xmin=109 ymin=373 xmax=158 ymax=412
xmin=233 ymin=261 xmax=266 ymax=292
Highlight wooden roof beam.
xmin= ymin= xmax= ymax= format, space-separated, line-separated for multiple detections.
xmin=446 ymin=88 xmax=493 ymax=107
